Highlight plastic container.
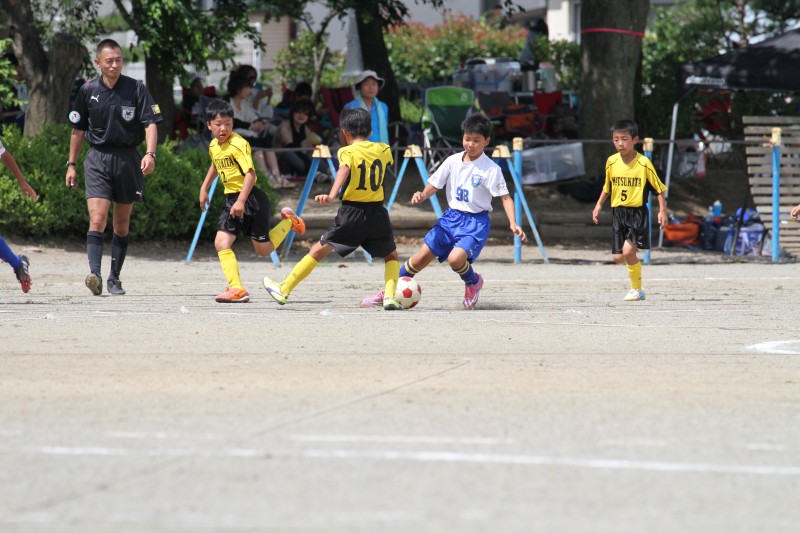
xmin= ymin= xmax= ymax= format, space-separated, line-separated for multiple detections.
xmin=713 ymin=200 xmax=722 ymax=217
xmin=452 ymin=58 xmax=522 ymax=93
xmin=520 ymin=143 xmax=585 ymax=184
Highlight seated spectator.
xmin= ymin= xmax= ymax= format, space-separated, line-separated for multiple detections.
xmin=275 ymin=81 xmax=313 ymax=119
xmin=182 ymin=75 xmax=205 ymax=129
xmin=226 ymin=70 xmax=294 ymax=189
xmin=273 ymin=99 xmax=326 ymax=181
xmin=234 ymin=64 xmax=274 ymax=121
xmin=342 ymin=70 xmax=388 ymax=144
xmin=173 ymin=74 xmax=205 ymax=139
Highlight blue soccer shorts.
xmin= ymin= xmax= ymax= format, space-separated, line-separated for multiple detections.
xmin=424 ymin=208 xmax=490 ymax=263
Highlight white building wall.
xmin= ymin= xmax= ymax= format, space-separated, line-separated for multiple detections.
xmin=546 ymin=0 xmax=575 ymax=40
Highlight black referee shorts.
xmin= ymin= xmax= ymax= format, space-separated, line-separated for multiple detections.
xmin=611 ymin=205 xmax=650 ymax=253
xmin=84 ymin=146 xmax=143 ymax=203
xmin=321 ymin=201 xmax=396 ymax=258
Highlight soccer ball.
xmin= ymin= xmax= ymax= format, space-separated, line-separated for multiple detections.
xmin=395 ymin=276 xmax=421 ymax=309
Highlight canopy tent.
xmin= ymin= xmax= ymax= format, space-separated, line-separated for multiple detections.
xmin=679 ymin=28 xmax=800 ymax=95
xmin=661 ymin=29 xmax=800 ymax=245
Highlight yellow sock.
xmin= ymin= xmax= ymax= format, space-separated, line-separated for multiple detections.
xmin=218 ymin=249 xmax=242 ymax=289
xmin=268 ymin=218 xmax=293 ymax=249
xmin=384 ymin=259 xmax=399 ymax=300
xmin=281 ymin=254 xmax=318 ymax=295
xmin=627 ymin=261 xmax=642 ymax=290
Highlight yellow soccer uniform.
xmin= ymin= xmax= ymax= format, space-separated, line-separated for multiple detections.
xmin=208 ymin=132 xmax=256 ymax=194
xmin=603 ymin=152 xmax=667 ymax=208
xmin=337 ymin=141 xmax=393 ymax=202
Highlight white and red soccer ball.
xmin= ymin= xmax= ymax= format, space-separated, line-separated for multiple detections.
xmin=396 ymin=276 xmax=421 ymax=309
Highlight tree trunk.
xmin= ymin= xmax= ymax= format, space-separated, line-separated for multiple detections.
xmin=0 ymin=0 xmax=84 ymax=137
xmin=355 ymin=4 xmax=401 ymax=123
xmin=579 ymin=0 xmax=649 ymax=177
xmin=144 ymin=55 xmax=174 ymax=143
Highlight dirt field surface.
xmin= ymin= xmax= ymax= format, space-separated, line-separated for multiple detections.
xmin=1 ymin=239 xmax=799 ymax=532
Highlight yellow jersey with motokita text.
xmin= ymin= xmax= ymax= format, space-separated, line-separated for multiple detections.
xmin=209 ymin=132 xmax=256 ymax=194
xmin=603 ymin=152 xmax=666 ymax=208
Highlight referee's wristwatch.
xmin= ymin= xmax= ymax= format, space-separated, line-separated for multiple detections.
xmin=66 ymin=161 xmax=76 ymax=167
xmin=145 ymin=151 xmax=156 ymax=159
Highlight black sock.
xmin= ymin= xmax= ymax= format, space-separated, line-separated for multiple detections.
xmin=110 ymin=233 xmax=129 ymax=280
xmin=87 ymin=231 xmax=104 ymax=276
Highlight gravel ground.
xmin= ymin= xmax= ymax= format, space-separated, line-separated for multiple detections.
xmin=1 ymin=238 xmax=799 ymax=532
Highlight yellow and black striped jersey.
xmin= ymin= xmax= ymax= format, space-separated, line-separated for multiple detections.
xmin=603 ymin=152 xmax=667 ymax=208
xmin=337 ymin=141 xmax=393 ymax=202
xmin=208 ymin=132 xmax=255 ymax=194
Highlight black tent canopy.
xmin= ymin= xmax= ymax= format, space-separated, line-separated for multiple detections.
xmin=660 ymin=28 xmax=800 ymax=246
xmin=679 ymin=28 xmax=800 ymax=94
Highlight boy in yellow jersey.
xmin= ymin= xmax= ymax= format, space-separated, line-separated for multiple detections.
xmin=592 ymin=119 xmax=667 ymax=301
xmin=199 ymin=99 xmax=305 ymax=303
xmin=262 ymin=108 xmax=402 ymax=310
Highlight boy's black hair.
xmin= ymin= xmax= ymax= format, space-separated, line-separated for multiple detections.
xmin=610 ymin=119 xmax=638 ymax=138
xmin=96 ymin=39 xmax=121 ymax=55
xmin=339 ymin=108 xmax=372 ymax=139
xmin=462 ymin=113 xmax=492 ymax=139
xmin=206 ymin=98 xmax=234 ymax=122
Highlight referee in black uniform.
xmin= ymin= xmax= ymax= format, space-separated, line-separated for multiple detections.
xmin=65 ymin=39 xmax=162 ymax=296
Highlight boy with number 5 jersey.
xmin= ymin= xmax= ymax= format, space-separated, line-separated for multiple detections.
xmin=592 ymin=119 xmax=667 ymax=301
xmin=362 ymin=114 xmax=526 ymax=310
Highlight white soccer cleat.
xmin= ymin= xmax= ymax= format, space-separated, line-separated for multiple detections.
xmin=623 ymin=288 xmax=646 ymax=301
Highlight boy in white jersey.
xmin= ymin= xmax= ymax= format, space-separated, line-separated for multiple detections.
xmin=362 ymin=114 xmax=526 ymax=310
xmin=592 ymin=119 xmax=667 ymax=301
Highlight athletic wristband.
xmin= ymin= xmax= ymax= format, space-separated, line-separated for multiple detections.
xmin=146 ymin=151 xmax=156 ymax=159
xmin=66 ymin=161 xmax=76 ymax=167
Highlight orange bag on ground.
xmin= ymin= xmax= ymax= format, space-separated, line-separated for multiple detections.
xmin=663 ymin=220 xmax=701 ymax=246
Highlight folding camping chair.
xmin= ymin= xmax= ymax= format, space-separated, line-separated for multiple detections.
xmin=421 ymin=86 xmax=476 ymax=174
xmin=476 ymin=90 xmax=539 ymax=141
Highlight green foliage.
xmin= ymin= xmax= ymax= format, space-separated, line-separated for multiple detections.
xmin=385 ymin=12 xmax=527 ymax=84
xmin=0 ymin=125 xmax=276 ymax=242
xmin=0 ymin=40 xmax=19 ymax=109
xmin=31 ymin=0 xmax=103 ymax=42
xmin=751 ymin=0 xmax=800 ymax=32
xmin=638 ymin=0 xmax=735 ymax=139
xmin=531 ymin=37 xmax=580 ymax=91
xmin=273 ymin=29 xmax=345 ymax=87
xmin=0 ymin=125 xmax=88 ymax=237
xmin=96 ymin=12 xmax=129 ymax=33
xmin=638 ymin=0 xmax=799 ymax=140
xmin=124 ymin=0 xmax=262 ymax=82
xmin=400 ymin=97 xmax=424 ymax=123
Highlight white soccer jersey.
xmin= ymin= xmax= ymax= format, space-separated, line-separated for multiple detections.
xmin=0 ymin=139 xmax=5 ymax=157
xmin=428 ymin=151 xmax=508 ymax=213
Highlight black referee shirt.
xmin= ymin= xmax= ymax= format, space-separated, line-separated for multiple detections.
xmin=68 ymin=74 xmax=163 ymax=147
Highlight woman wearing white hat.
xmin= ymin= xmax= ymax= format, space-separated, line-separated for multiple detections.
xmin=342 ymin=70 xmax=389 ymax=144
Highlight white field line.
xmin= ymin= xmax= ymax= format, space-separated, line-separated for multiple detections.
xmin=285 ymin=434 xmax=514 ymax=445
xmin=746 ymin=340 xmax=800 ymax=355
xmin=2 ymin=445 xmax=799 ymax=477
